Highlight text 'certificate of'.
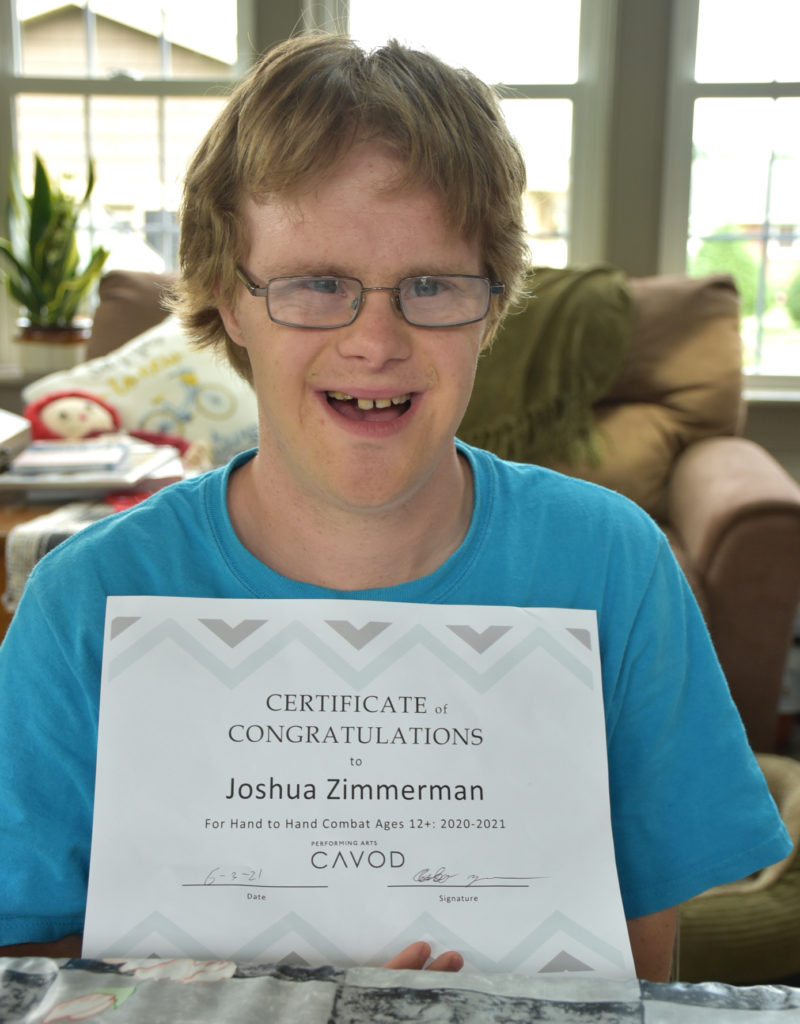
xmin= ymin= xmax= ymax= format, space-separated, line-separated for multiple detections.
xmin=83 ymin=597 xmax=634 ymax=977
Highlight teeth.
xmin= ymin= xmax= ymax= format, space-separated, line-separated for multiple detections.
xmin=328 ymin=391 xmax=411 ymax=410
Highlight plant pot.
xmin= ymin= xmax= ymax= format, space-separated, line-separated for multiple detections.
xmin=14 ymin=318 xmax=91 ymax=374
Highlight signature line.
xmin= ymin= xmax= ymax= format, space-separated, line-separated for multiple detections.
xmin=181 ymin=884 xmax=328 ymax=889
xmin=387 ymin=883 xmax=532 ymax=888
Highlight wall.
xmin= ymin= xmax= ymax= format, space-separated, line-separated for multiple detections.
xmin=605 ymin=0 xmax=672 ymax=276
xmin=744 ymin=401 xmax=800 ymax=483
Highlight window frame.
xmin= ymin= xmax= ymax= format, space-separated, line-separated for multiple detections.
xmin=0 ymin=0 xmax=616 ymax=364
xmin=660 ymin=0 xmax=800 ymax=390
xmin=0 ymin=0 xmax=265 ymax=364
xmin=345 ymin=0 xmax=618 ymax=266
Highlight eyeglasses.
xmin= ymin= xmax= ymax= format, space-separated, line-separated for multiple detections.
xmin=235 ymin=267 xmax=504 ymax=329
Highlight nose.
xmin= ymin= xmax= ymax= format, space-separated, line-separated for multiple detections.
xmin=335 ymin=287 xmax=412 ymax=365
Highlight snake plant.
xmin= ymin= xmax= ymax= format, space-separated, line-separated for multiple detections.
xmin=0 ymin=154 xmax=109 ymax=328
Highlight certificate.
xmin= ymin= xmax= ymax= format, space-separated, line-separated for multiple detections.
xmin=84 ymin=598 xmax=634 ymax=977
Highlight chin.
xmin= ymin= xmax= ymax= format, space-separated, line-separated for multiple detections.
xmin=318 ymin=461 xmax=421 ymax=514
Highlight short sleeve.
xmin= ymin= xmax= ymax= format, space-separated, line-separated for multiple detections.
xmin=0 ymin=568 xmax=100 ymax=944
xmin=604 ymin=536 xmax=791 ymax=918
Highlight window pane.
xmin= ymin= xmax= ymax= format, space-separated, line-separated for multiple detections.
xmin=16 ymin=94 xmax=88 ymax=188
xmin=164 ymin=97 xmax=227 ymax=210
xmin=750 ymin=257 xmax=800 ymax=374
xmin=347 ymin=7 xmax=577 ymax=264
xmin=770 ymin=102 xmax=800 ymax=228
xmin=348 ymin=0 xmax=580 ymax=84
xmin=89 ymin=96 xmax=166 ymax=270
xmin=695 ymin=0 xmax=800 ymax=83
xmin=15 ymin=92 xmax=225 ymax=272
xmin=502 ymin=99 xmax=572 ymax=269
xmin=689 ymin=99 xmax=772 ymax=237
xmin=19 ymin=4 xmax=88 ymax=75
xmin=688 ymin=98 xmax=800 ymax=374
xmin=16 ymin=1 xmax=237 ymax=79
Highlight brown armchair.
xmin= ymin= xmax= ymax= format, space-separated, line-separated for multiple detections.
xmin=460 ymin=267 xmax=800 ymax=752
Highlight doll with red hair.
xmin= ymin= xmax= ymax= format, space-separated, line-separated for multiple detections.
xmin=22 ymin=389 xmax=201 ymax=461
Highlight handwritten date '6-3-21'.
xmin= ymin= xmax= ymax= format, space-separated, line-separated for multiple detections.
xmin=203 ymin=867 xmax=264 ymax=886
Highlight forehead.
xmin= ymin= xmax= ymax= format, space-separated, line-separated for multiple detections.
xmin=240 ymin=144 xmax=482 ymax=276
xmin=46 ymin=396 xmax=101 ymax=412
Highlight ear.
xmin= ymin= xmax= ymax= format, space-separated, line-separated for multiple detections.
xmin=217 ymin=296 xmax=247 ymax=348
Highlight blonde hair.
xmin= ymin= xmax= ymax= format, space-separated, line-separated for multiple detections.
xmin=174 ymin=33 xmax=529 ymax=380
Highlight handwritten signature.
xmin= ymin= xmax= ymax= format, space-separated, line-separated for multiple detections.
xmin=412 ymin=867 xmax=542 ymax=887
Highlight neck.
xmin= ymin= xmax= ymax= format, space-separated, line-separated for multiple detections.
xmin=227 ymin=449 xmax=473 ymax=591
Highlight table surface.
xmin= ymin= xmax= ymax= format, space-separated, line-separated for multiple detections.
xmin=0 ymin=501 xmax=59 ymax=536
xmin=0 ymin=501 xmax=59 ymax=639
xmin=2 ymin=958 xmax=799 ymax=1023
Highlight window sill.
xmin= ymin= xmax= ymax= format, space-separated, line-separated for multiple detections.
xmin=746 ymin=389 xmax=800 ymax=405
xmin=744 ymin=377 xmax=800 ymax=405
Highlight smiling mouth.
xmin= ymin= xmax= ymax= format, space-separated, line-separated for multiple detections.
xmin=326 ymin=391 xmax=412 ymax=420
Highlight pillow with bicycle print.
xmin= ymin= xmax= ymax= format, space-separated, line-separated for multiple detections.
xmin=22 ymin=316 xmax=259 ymax=468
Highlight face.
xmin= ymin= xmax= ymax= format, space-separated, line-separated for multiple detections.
xmin=39 ymin=395 xmax=116 ymax=439
xmin=219 ymin=143 xmax=488 ymax=518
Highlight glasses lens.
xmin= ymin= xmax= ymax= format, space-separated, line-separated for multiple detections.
xmin=267 ymin=276 xmax=361 ymax=327
xmin=399 ymin=276 xmax=491 ymax=326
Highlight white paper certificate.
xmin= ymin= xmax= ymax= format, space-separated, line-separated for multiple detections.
xmin=84 ymin=597 xmax=634 ymax=977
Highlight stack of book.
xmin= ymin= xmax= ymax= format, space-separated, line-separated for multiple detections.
xmin=0 ymin=435 xmax=185 ymax=501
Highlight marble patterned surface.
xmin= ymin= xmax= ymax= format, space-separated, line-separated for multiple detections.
xmin=2 ymin=958 xmax=800 ymax=1023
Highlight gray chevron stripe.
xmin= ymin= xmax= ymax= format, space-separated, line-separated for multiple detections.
xmin=380 ymin=910 xmax=625 ymax=974
xmin=199 ymin=618 xmax=268 ymax=648
xmin=325 ymin=619 xmax=391 ymax=650
xmin=108 ymin=619 xmax=273 ymax=687
xmin=107 ymin=619 xmax=593 ymax=692
xmin=567 ymin=627 xmax=592 ymax=650
xmin=101 ymin=910 xmax=217 ymax=959
xmin=233 ymin=911 xmax=352 ymax=964
xmin=376 ymin=910 xmax=487 ymax=968
xmin=540 ymin=950 xmax=593 ymax=972
xmin=110 ymin=616 xmax=140 ymax=640
xmin=495 ymin=910 xmax=627 ymax=973
xmin=100 ymin=908 xmax=623 ymax=974
xmin=446 ymin=624 xmax=512 ymax=653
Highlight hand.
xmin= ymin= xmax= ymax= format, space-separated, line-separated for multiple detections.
xmin=383 ymin=940 xmax=463 ymax=972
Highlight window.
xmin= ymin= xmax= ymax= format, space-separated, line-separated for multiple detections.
xmin=662 ymin=0 xmax=800 ymax=378
xmin=348 ymin=0 xmax=615 ymax=270
xmin=6 ymin=1 xmax=243 ymax=277
xmin=0 ymin=0 xmax=614 ymax=365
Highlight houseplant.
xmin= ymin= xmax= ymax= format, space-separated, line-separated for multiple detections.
xmin=0 ymin=154 xmax=109 ymax=371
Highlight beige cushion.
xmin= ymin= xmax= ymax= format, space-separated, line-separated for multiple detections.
xmin=551 ymin=273 xmax=744 ymax=520
xmin=461 ymin=269 xmax=743 ymax=520
xmin=88 ymin=270 xmax=177 ymax=359
xmin=22 ymin=316 xmax=258 ymax=467
xmin=459 ymin=266 xmax=633 ymax=466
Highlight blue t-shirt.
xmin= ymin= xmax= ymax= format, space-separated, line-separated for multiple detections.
xmin=0 ymin=443 xmax=790 ymax=945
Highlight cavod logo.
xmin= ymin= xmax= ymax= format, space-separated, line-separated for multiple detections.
xmin=310 ymin=848 xmax=405 ymax=869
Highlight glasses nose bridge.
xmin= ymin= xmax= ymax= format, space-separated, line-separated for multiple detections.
xmin=354 ymin=283 xmax=403 ymax=322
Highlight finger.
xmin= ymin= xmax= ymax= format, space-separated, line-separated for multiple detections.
xmin=383 ymin=941 xmax=432 ymax=971
xmin=425 ymin=950 xmax=464 ymax=973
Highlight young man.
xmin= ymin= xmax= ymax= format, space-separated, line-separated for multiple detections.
xmin=0 ymin=35 xmax=791 ymax=980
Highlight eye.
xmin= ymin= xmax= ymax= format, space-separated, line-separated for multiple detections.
xmin=410 ymin=276 xmax=445 ymax=298
xmin=304 ymin=277 xmax=344 ymax=295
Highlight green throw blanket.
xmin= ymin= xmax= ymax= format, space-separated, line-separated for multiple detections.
xmin=458 ymin=265 xmax=633 ymax=465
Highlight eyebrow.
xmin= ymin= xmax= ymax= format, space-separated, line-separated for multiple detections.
xmin=250 ymin=266 xmax=483 ymax=282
